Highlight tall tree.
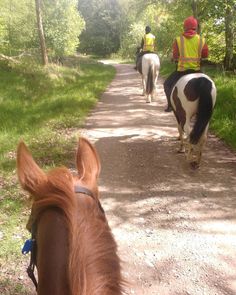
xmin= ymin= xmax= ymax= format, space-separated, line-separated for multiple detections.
xmin=224 ymin=0 xmax=235 ymax=70
xmin=35 ymin=0 xmax=48 ymax=65
xmin=43 ymin=0 xmax=85 ymax=58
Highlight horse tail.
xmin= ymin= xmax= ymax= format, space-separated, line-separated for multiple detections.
xmin=190 ymin=77 xmax=214 ymax=144
xmin=146 ymin=63 xmax=154 ymax=95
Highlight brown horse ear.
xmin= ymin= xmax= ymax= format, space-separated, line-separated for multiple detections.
xmin=76 ymin=137 xmax=101 ymax=183
xmin=17 ymin=141 xmax=47 ymax=194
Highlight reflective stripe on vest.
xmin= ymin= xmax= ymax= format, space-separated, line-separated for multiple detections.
xmin=143 ymin=33 xmax=155 ymax=52
xmin=176 ymin=34 xmax=204 ymax=71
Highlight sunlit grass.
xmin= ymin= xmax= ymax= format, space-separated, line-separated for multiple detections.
xmin=210 ymin=75 xmax=236 ymax=148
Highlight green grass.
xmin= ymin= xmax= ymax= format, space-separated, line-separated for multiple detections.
xmin=0 ymin=59 xmax=115 ymax=170
xmin=210 ymin=74 xmax=236 ymax=148
xmin=0 ymin=56 xmax=115 ymax=294
xmin=160 ymin=59 xmax=236 ymax=149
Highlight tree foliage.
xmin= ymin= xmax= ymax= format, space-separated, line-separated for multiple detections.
xmin=0 ymin=0 xmax=85 ymax=60
xmin=0 ymin=0 xmax=235 ymax=69
xmin=0 ymin=0 xmax=36 ymax=55
xmin=43 ymin=0 xmax=85 ymax=57
xmin=116 ymin=0 xmax=235 ymax=69
xmin=78 ymin=0 xmax=122 ymax=55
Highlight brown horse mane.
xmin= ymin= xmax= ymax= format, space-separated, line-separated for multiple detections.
xmin=28 ymin=167 xmax=124 ymax=295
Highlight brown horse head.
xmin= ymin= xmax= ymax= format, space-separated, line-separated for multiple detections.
xmin=17 ymin=137 xmax=124 ymax=295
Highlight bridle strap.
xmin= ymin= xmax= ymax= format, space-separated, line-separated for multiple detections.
xmin=27 ymin=226 xmax=38 ymax=290
xmin=74 ymin=185 xmax=105 ymax=214
xmin=74 ymin=185 xmax=94 ymax=198
xmin=27 ymin=250 xmax=38 ymax=290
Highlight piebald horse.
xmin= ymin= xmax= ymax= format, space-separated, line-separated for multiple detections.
xmin=137 ymin=53 xmax=160 ymax=103
xmin=17 ymin=137 xmax=124 ymax=295
xmin=170 ymin=73 xmax=217 ymax=169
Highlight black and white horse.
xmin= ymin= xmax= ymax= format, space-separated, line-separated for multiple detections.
xmin=170 ymin=73 xmax=217 ymax=169
xmin=137 ymin=53 xmax=160 ymax=103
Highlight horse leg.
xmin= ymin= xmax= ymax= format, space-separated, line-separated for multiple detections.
xmin=186 ymin=142 xmax=194 ymax=162
xmin=154 ymin=70 xmax=159 ymax=93
xmin=150 ymin=76 xmax=156 ymax=101
xmin=143 ymin=75 xmax=151 ymax=103
xmin=195 ymin=131 xmax=207 ymax=167
xmin=142 ymin=76 xmax=146 ymax=96
xmin=177 ymin=125 xmax=185 ymax=153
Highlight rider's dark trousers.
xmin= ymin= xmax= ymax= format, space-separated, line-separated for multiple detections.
xmin=163 ymin=69 xmax=201 ymax=108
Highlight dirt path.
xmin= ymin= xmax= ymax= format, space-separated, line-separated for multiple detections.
xmin=81 ymin=63 xmax=236 ymax=295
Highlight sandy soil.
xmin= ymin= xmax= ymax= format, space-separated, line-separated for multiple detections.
xmin=80 ymin=63 xmax=236 ymax=295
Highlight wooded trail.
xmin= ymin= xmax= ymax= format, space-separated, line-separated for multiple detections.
xmin=81 ymin=63 xmax=236 ymax=295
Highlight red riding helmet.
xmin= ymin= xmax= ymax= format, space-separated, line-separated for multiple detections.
xmin=184 ymin=16 xmax=198 ymax=30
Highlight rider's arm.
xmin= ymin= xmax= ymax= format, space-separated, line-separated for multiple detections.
xmin=201 ymin=43 xmax=209 ymax=59
xmin=172 ymin=39 xmax=179 ymax=62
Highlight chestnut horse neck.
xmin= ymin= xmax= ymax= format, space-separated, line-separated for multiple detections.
xmin=28 ymin=169 xmax=123 ymax=295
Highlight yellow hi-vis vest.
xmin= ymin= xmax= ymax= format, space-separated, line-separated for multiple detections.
xmin=143 ymin=33 xmax=155 ymax=52
xmin=176 ymin=34 xmax=205 ymax=71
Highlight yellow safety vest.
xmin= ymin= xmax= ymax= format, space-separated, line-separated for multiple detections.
xmin=176 ymin=34 xmax=205 ymax=71
xmin=143 ymin=33 xmax=155 ymax=52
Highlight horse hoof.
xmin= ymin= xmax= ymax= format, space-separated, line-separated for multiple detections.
xmin=190 ymin=161 xmax=199 ymax=169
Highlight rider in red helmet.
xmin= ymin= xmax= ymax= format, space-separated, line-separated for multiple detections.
xmin=163 ymin=16 xmax=209 ymax=112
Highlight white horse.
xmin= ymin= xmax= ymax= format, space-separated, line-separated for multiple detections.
xmin=138 ymin=53 xmax=160 ymax=103
xmin=170 ymin=73 xmax=217 ymax=169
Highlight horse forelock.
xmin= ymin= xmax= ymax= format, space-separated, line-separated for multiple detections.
xmin=30 ymin=167 xmax=75 ymax=220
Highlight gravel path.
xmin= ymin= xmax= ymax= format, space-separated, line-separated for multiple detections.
xmin=81 ymin=63 xmax=236 ymax=295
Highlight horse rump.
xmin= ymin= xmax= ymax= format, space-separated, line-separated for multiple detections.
xmin=189 ymin=77 xmax=214 ymax=144
xmin=171 ymin=73 xmax=216 ymax=168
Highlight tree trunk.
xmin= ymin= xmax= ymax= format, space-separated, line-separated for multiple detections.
xmin=35 ymin=0 xmax=48 ymax=65
xmin=224 ymin=3 xmax=235 ymax=70
xmin=191 ymin=0 xmax=198 ymax=18
xmin=191 ymin=0 xmax=201 ymax=33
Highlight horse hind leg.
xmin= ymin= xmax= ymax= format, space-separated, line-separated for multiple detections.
xmin=150 ymin=84 xmax=156 ymax=102
xmin=146 ymin=94 xmax=151 ymax=103
xmin=177 ymin=125 xmax=185 ymax=153
xmin=143 ymin=75 xmax=151 ymax=103
xmin=150 ymin=71 xmax=158 ymax=102
xmin=188 ymin=130 xmax=207 ymax=169
xmin=142 ymin=76 xmax=146 ymax=96
xmin=187 ymin=143 xmax=201 ymax=169
xmin=194 ymin=133 xmax=207 ymax=168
